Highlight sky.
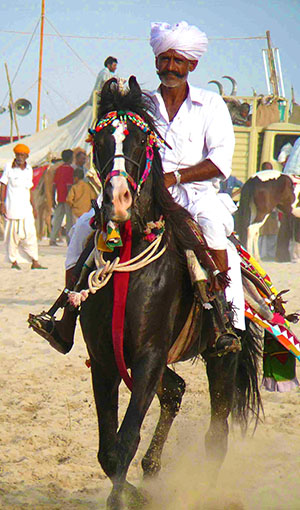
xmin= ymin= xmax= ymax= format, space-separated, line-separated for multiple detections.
xmin=0 ymin=0 xmax=299 ymax=136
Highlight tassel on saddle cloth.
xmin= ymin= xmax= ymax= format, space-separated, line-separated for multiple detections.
xmin=97 ymin=220 xmax=123 ymax=252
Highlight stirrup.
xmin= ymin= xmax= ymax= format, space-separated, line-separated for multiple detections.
xmin=208 ymin=331 xmax=242 ymax=358
xmin=28 ymin=312 xmax=72 ymax=355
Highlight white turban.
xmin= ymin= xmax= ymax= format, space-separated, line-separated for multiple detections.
xmin=150 ymin=21 xmax=208 ymax=61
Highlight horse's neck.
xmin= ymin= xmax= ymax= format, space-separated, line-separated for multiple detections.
xmin=131 ymin=177 xmax=161 ymax=233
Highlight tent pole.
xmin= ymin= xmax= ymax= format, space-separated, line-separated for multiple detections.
xmin=36 ymin=0 xmax=45 ymax=132
xmin=4 ymin=62 xmax=20 ymax=141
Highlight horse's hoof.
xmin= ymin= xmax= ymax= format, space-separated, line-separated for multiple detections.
xmin=106 ymin=493 xmax=124 ymax=510
xmin=142 ymin=457 xmax=161 ymax=479
xmin=124 ymin=482 xmax=150 ymax=508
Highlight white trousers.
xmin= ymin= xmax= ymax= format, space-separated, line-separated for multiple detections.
xmin=172 ymin=187 xmax=234 ymax=250
xmin=65 ymin=209 xmax=94 ymax=270
xmin=225 ymin=239 xmax=245 ymax=330
xmin=4 ymin=213 xmax=38 ymax=264
xmin=171 ymin=187 xmax=245 ymax=329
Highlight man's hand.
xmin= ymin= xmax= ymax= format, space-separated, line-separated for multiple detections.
xmin=164 ymin=160 xmax=221 ymax=189
xmin=0 ymin=202 xmax=6 ymax=217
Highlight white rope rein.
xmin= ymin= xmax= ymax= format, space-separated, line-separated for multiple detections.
xmin=68 ymin=232 xmax=167 ymax=307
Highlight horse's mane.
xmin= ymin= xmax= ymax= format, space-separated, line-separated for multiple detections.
xmin=97 ymin=77 xmax=198 ymax=255
xmin=151 ymin=150 xmax=199 ymax=254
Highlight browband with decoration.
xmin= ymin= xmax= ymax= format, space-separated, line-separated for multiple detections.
xmin=88 ymin=110 xmax=166 ymax=147
xmin=88 ymin=110 xmax=165 ymax=196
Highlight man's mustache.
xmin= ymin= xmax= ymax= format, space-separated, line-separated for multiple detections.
xmin=157 ymin=70 xmax=186 ymax=79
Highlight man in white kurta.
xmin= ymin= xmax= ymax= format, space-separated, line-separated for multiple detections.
xmin=88 ymin=56 xmax=118 ymax=105
xmin=0 ymin=144 xmax=45 ymax=269
xmin=151 ymin=85 xmax=235 ymax=248
xmin=150 ymin=21 xmax=245 ymax=331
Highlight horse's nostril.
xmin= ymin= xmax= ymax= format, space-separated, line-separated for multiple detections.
xmin=124 ymin=190 xmax=131 ymax=203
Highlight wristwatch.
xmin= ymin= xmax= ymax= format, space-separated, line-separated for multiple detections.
xmin=174 ymin=169 xmax=181 ymax=185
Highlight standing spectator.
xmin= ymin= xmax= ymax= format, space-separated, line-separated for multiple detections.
xmin=278 ymin=142 xmax=293 ymax=169
xmin=283 ymin=137 xmax=300 ymax=175
xmin=0 ymin=144 xmax=46 ymax=269
xmin=259 ymin=161 xmax=279 ymax=260
xmin=88 ymin=56 xmax=118 ymax=104
xmin=49 ymin=149 xmax=74 ymax=246
xmin=74 ymin=150 xmax=89 ymax=179
xmin=66 ymin=168 xmax=97 ymax=221
xmin=219 ymin=175 xmax=243 ymax=198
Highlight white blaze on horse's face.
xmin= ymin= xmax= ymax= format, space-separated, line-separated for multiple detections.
xmin=110 ymin=119 xmax=132 ymax=222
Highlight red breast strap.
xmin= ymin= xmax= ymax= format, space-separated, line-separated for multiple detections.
xmin=112 ymin=220 xmax=133 ymax=390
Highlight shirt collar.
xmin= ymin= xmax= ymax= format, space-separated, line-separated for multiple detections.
xmin=152 ymin=83 xmax=204 ymax=109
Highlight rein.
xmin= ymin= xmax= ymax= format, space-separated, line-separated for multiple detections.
xmin=68 ymin=230 xmax=167 ymax=301
xmin=88 ymin=229 xmax=167 ymax=292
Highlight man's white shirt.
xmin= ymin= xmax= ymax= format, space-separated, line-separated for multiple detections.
xmin=0 ymin=162 xmax=33 ymax=219
xmin=151 ymin=85 xmax=235 ymax=205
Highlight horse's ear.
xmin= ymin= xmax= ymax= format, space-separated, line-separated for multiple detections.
xmin=128 ymin=76 xmax=142 ymax=96
xmin=99 ymin=78 xmax=118 ymax=114
xmin=101 ymin=77 xmax=118 ymax=102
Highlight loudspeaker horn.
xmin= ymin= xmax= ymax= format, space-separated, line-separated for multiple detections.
xmin=14 ymin=98 xmax=32 ymax=116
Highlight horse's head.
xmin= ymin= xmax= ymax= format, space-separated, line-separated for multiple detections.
xmin=89 ymin=76 xmax=163 ymax=226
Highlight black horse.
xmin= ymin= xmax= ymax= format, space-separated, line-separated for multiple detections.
xmin=79 ymin=77 xmax=261 ymax=510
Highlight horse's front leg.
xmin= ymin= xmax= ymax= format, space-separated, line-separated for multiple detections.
xmin=142 ymin=366 xmax=186 ymax=478
xmin=91 ymin=358 xmax=141 ymax=508
xmin=204 ymin=352 xmax=238 ymax=484
xmin=90 ymin=358 xmax=120 ymax=480
xmin=107 ymin=348 xmax=167 ymax=510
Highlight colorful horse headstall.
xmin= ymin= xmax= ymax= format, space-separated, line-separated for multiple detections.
xmin=88 ymin=110 xmax=165 ymax=195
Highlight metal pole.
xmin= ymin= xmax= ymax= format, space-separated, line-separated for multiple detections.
xmin=291 ymin=86 xmax=295 ymax=104
xmin=4 ymin=62 xmax=20 ymax=140
xmin=36 ymin=0 xmax=45 ymax=132
xmin=262 ymin=50 xmax=271 ymax=95
xmin=274 ymin=48 xmax=285 ymax=98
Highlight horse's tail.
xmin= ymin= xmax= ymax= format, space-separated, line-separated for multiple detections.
xmin=232 ymin=321 xmax=263 ymax=432
xmin=234 ymin=178 xmax=256 ymax=247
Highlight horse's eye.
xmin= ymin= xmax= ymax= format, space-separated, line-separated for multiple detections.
xmin=141 ymin=138 xmax=146 ymax=145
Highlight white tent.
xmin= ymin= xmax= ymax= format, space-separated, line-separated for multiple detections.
xmin=0 ymin=101 xmax=93 ymax=169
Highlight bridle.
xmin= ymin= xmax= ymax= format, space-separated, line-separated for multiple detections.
xmin=89 ymin=110 xmax=165 ymax=196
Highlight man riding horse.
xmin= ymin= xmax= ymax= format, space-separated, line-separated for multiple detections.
xmin=29 ymin=21 xmax=244 ymax=356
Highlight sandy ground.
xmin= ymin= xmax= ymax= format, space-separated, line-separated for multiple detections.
xmin=0 ymin=239 xmax=299 ymax=510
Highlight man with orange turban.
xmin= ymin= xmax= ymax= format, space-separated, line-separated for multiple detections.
xmin=0 ymin=144 xmax=46 ymax=269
